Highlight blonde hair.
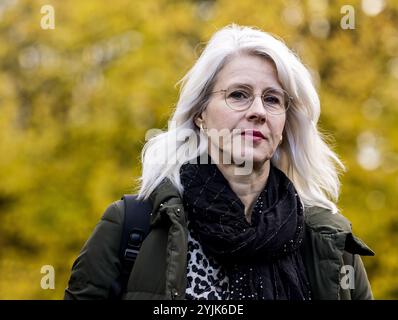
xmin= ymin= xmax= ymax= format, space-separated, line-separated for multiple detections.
xmin=136 ymin=24 xmax=345 ymax=213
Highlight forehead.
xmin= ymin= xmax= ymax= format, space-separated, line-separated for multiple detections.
xmin=214 ymin=54 xmax=282 ymax=90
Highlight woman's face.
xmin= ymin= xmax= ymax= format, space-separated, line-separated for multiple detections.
xmin=196 ymin=54 xmax=287 ymax=168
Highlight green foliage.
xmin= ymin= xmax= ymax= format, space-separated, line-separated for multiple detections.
xmin=0 ymin=0 xmax=397 ymax=299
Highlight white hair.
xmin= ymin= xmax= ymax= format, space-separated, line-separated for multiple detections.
xmin=136 ymin=24 xmax=345 ymax=214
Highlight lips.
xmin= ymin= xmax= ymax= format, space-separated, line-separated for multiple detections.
xmin=241 ymin=130 xmax=266 ymax=139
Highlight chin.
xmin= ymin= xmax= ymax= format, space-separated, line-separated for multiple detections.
xmin=231 ymin=148 xmax=270 ymax=166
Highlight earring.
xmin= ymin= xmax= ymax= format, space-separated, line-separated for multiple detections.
xmin=200 ymin=122 xmax=207 ymax=131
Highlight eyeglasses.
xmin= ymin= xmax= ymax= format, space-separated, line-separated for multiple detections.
xmin=211 ymin=85 xmax=292 ymax=115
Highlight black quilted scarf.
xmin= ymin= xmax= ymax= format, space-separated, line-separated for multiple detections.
xmin=180 ymin=155 xmax=311 ymax=300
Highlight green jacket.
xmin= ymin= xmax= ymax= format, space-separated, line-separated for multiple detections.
xmin=64 ymin=179 xmax=375 ymax=300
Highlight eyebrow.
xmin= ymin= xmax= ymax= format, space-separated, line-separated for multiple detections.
xmin=228 ymin=82 xmax=284 ymax=94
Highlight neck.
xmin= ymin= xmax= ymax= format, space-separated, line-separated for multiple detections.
xmin=214 ymin=157 xmax=271 ymax=223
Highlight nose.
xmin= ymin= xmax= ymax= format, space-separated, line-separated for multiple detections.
xmin=245 ymin=95 xmax=267 ymax=123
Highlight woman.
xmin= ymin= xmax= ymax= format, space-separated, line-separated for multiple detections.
xmin=65 ymin=24 xmax=374 ymax=300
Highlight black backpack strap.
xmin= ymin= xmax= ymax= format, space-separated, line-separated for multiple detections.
xmin=109 ymin=194 xmax=152 ymax=299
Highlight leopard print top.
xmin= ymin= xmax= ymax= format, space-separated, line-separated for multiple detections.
xmin=185 ymin=223 xmax=230 ymax=300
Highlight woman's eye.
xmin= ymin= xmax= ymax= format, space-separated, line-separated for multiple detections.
xmin=263 ymin=95 xmax=281 ymax=105
xmin=229 ymin=90 xmax=249 ymax=100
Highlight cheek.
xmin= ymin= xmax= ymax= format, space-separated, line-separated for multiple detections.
xmin=269 ymin=117 xmax=286 ymax=143
xmin=204 ymin=105 xmax=237 ymax=130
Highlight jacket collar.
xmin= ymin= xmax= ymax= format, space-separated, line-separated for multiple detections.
xmin=304 ymin=206 xmax=374 ymax=256
xmin=149 ymin=178 xmax=182 ymax=211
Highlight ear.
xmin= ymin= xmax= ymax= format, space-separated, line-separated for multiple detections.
xmin=194 ymin=114 xmax=204 ymax=128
